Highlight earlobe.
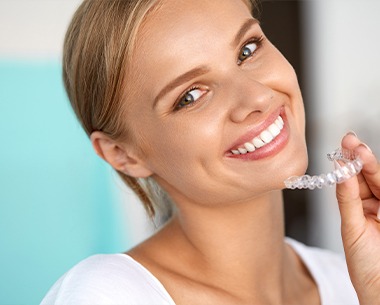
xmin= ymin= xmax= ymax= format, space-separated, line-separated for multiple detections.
xmin=90 ymin=131 xmax=153 ymax=178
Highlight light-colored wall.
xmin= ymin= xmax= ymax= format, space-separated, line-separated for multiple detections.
xmin=0 ymin=1 xmax=82 ymax=59
xmin=303 ymin=0 xmax=380 ymax=252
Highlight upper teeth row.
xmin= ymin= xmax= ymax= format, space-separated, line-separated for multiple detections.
xmin=231 ymin=116 xmax=284 ymax=155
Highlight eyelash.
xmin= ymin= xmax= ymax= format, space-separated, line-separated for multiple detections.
xmin=237 ymin=35 xmax=264 ymax=65
xmin=174 ymin=35 xmax=265 ymax=111
xmin=174 ymin=86 xmax=204 ymax=111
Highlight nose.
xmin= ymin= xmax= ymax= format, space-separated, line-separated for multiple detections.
xmin=226 ymin=71 xmax=274 ymax=123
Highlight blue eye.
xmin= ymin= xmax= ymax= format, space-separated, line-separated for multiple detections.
xmin=238 ymin=42 xmax=258 ymax=63
xmin=176 ymin=88 xmax=203 ymax=109
xmin=237 ymin=36 xmax=263 ymax=64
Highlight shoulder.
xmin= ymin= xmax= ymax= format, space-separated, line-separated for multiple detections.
xmin=41 ymin=254 xmax=174 ymax=305
xmin=286 ymin=238 xmax=359 ymax=305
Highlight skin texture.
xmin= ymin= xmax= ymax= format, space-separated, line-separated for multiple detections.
xmin=336 ymin=134 xmax=380 ymax=305
xmin=124 ymin=0 xmax=312 ymax=303
xmin=91 ymin=0 xmax=380 ymax=304
xmin=120 ymin=0 xmax=307 ymax=207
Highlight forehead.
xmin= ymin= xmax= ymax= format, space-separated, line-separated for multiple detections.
xmin=139 ymin=0 xmax=252 ymax=57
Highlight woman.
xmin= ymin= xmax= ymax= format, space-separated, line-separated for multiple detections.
xmin=42 ymin=0 xmax=380 ymax=304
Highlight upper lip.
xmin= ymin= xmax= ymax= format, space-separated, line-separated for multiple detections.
xmin=227 ymin=107 xmax=284 ymax=152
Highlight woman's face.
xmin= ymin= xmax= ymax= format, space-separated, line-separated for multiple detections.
xmin=124 ymin=0 xmax=307 ymax=206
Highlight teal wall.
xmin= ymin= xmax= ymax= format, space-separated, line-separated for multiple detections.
xmin=0 ymin=61 xmax=131 ymax=304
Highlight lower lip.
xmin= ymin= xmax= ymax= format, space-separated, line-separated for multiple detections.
xmin=227 ymin=116 xmax=289 ymax=161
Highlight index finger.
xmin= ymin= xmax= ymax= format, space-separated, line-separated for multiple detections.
xmin=341 ymin=133 xmax=380 ymax=199
xmin=354 ymin=144 xmax=380 ymax=200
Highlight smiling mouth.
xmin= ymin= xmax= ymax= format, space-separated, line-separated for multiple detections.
xmin=230 ymin=115 xmax=284 ymax=155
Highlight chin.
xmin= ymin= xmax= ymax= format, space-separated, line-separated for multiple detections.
xmin=277 ymin=142 xmax=309 ymax=190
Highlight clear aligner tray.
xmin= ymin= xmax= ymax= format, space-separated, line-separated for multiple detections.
xmin=284 ymin=148 xmax=363 ymax=190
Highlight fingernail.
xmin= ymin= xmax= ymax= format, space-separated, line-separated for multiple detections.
xmin=360 ymin=143 xmax=373 ymax=153
xmin=345 ymin=130 xmax=357 ymax=137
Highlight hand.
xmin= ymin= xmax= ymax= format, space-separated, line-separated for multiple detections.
xmin=336 ymin=132 xmax=380 ymax=305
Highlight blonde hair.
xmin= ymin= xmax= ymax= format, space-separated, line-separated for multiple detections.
xmin=63 ymin=0 xmax=258 ymax=218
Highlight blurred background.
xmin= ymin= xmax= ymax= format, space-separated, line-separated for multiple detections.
xmin=0 ymin=0 xmax=379 ymax=304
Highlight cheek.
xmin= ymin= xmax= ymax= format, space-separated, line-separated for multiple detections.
xmin=139 ymin=121 xmax=222 ymax=202
xmin=272 ymin=53 xmax=305 ymax=127
xmin=141 ymin=115 xmax=221 ymax=171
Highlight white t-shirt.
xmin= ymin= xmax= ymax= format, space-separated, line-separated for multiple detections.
xmin=41 ymin=238 xmax=359 ymax=305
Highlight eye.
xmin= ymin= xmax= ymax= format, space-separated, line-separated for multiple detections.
xmin=237 ymin=36 xmax=263 ymax=64
xmin=176 ymin=87 xmax=203 ymax=110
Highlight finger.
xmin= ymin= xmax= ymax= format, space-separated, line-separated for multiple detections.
xmin=340 ymin=132 xmax=361 ymax=150
xmin=354 ymin=172 xmax=372 ymax=200
xmin=362 ymin=198 xmax=380 ymax=218
xmin=354 ymin=144 xmax=380 ymax=200
xmin=336 ymin=174 xmax=366 ymax=233
xmin=341 ymin=133 xmax=380 ymax=199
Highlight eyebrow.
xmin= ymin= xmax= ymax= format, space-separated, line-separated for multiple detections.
xmin=231 ymin=18 xmax=260 ymax=48
xmin=153 ymin=66 xmax=210 ymax=109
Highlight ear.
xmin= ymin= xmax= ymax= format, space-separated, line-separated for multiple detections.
xmin=90 ymin=131 xmax=153 ymax=178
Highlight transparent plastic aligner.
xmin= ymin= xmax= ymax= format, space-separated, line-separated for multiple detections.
xmin=284 ymin=148 xmax=363 ymax=190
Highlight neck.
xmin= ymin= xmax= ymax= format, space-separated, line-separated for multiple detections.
xmin=130 ymin=190 xmax=316 ymax=304
xmin=176 ymin=190 xmax=285 ymax=260
xmin=166 ymin=191 xmax=294 ymax=301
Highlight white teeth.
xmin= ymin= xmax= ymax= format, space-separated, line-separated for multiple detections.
xmin=268 ymin=123 xmax=281 ymax=137
xmin=275 ymin=117 xmax=284 ymax=129
xmin=231 ymin=115 xmax=285 ymax=155
xmin=253 ymin=137 xmax=265 ymax=148
xmin=244 ymin=142 xmax=256 ymax=152
xmin=260 ymin=130 xmax=274 ymax=144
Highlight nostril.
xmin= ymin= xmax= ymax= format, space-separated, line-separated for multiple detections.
xmin=228 ymin=84 xmax=274 ymax=124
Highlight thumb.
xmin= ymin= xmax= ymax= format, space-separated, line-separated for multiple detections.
xmin=336 ymin=175 xmax=366 ymax=239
